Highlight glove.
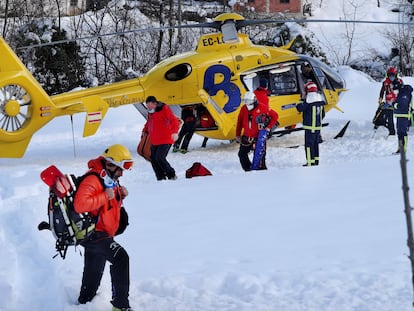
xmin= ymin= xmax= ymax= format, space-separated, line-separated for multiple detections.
xmin=172 ymin=133 xmax=179 ymax=141
xmin=120 ymin=185 xmax=129 ymax=198
xmin=378 ymin=98 xmax=383 ymax=105
xmin=235 ymin=136 xmax=241 ymax=143
xmin=100 ymin=169 xmax=116 ymax=188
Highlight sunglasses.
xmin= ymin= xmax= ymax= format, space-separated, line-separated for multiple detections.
xmin=105 ymin=157 xmax=134 ymax=170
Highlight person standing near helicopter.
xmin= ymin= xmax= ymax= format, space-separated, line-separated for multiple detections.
xmin=142 ymin=95 xmax=180 ymax=180
xmin=296 ymin=81 xmax=326 ymax=166
xmin=235 ymin=91 xmax=278 ymax=171
xmin=254 ymin=78 xmax=271 ymax=109
xmin=393 ymin=83 xmax=413 ymax=154
xmin=374 ymin=67 xmax=403 ymax=135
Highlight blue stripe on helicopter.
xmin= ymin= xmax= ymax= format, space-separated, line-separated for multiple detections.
xmin=281 ymin=103 xmax=297 ymax=110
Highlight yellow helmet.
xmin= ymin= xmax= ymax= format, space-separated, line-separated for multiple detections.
xmin=102 ymin=144 xmax=133 ymax=170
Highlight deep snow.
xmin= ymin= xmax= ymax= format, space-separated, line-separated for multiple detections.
xmin=1 ymin=1 xmax=414 ymax=311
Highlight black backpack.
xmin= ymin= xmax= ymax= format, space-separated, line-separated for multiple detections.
xmin=38 ymin=166 xmax=102 ymax=259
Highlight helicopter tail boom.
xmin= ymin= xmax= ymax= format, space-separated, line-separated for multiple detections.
xmin=0 ymin=37 xmax=146 ymax=157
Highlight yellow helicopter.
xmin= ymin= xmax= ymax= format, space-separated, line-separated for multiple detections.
xmin=0 ymin=12 xmax=347 ymax=158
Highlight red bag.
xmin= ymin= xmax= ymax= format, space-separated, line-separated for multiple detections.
xmin=185 ymin=162 xmax=212 ymax=178
xmin=137 ymin=132 xmax=151 ymax=161
xmin=200 ymin=112 xmax=215 ymax=128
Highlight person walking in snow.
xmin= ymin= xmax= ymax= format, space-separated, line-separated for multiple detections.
xmin=393 ymin=83 xmax=413 ymax=154
xmin=235 ymin=91 xmax=278 ymax=171
xmin=374 ymin=67 xmax=403 ymax=135
xmin=74 ymin=144 xmax=134 ymax=311
xmin=142 ymin=95 xmax=180 ymax=180
xmin=296 ymin=81 xmax=326 ymax=166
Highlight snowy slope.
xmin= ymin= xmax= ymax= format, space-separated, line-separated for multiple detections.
xmin=1 ymin=1 xmax=414 ymax=311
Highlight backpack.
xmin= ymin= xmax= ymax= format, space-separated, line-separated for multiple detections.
xmin=185 ymin=162 xmax=212 ymax=178
xmin=38 ymin=165 xmax=102 ymax=259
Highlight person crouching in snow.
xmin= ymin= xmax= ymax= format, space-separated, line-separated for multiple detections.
xmin=296 ymin=82 xmax=326 ymax=166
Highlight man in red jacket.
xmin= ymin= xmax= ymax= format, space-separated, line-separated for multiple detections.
xmin=254 ymin=78 xmax=270 ymax=109
xmin=236 ymin=92 xmax=279 ymax=171
xmin=142 ymin=95 xmax=180 ymax=180
xmin=74 ymin=144 xmax=134 ymax=311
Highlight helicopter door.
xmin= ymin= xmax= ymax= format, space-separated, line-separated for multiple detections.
xmin=197 ymin=89 xmax=232 ymax=137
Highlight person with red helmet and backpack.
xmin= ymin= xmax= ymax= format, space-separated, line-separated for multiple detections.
xmin=374 ymin=67 xmax=403 ymax=135
xmin=296 ymin=82 xmax=326 ymax=166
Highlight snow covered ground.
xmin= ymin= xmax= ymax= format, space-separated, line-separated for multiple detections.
xmin=1 ymin=1 xmax=414 ymax=311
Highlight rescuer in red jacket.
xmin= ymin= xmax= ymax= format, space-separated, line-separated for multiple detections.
xmin=236 ymin=91 xmax=278 ymax=171
xmin=74 ymin=144 xmax=134 ymax=311
xmin=142 ymin=95 xmax=181 ymax=180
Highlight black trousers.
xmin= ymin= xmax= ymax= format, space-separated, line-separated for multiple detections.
xmin=238 ymin=136 xmax=266 ymax=171
xmin=78 ymin=232 xmax=130 ymax=309
xmin=396 ymin=117 xmax=410 ymax=152
xmin=174 ymin=121 xmax=196 ymax=150
xmin=304 ymin=130 xmax=320 ymax=166
xmin=150 ymin=144 xmax=175 ymax=180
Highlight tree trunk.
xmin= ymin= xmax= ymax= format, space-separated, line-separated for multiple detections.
xmin=3 ymin=0 xmax=8 ymax=38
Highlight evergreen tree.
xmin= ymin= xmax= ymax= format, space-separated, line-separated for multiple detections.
xmin=15 ymin=20 xmax=87 ymax=95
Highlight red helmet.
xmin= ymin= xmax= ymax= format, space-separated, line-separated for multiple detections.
xmin=305 ymin=82 xmax=318 ymax=93
xmin=387 ymin=67 xmax=397 ymax=76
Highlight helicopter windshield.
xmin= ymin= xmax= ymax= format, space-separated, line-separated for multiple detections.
xmin=304 ymin=57 xmax=346 ymax=90
xmin=241 ymin=57 xmax=345 ymax=99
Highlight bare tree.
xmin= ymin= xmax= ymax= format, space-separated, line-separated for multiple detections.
xmin=315 ymin=0 xmax=363 ymax=66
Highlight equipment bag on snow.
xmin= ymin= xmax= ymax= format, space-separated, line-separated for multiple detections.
xmin=372 ymin=105 xmax=387 ymax=127
xmin=38 ymin=165 xmax=99 ymax=259
xmin=185 ymin=162 xmax=212 ymax=178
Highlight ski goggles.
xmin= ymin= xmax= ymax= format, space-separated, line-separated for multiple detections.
xmin=105 ymin=157 xmax=134 ymax=170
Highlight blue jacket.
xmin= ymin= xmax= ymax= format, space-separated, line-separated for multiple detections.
xmin=296 ymin=92 xmax=326 ymax=131
xmin=394 ymin=84 xmax=413 ymax=118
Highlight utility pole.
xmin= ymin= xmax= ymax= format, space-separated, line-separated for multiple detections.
xmin=399 ymin=142 xmax=414 ymax=307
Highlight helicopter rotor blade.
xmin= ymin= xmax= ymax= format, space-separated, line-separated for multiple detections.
xmin=16 ymin=17 xmax=414 ymax=50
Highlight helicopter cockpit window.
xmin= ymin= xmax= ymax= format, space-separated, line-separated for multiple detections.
xmin=269 ymin=66 xmax=297 ymax=95
xmin=165 ymin=63 xmax=192 ymax=81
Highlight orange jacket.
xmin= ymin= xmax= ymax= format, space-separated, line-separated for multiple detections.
xmin=74 ymin=157 xmax=123 ymax=237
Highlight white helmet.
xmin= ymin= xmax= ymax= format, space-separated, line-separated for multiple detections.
xmin=243 ymin=92 xmax=257 ymax=110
